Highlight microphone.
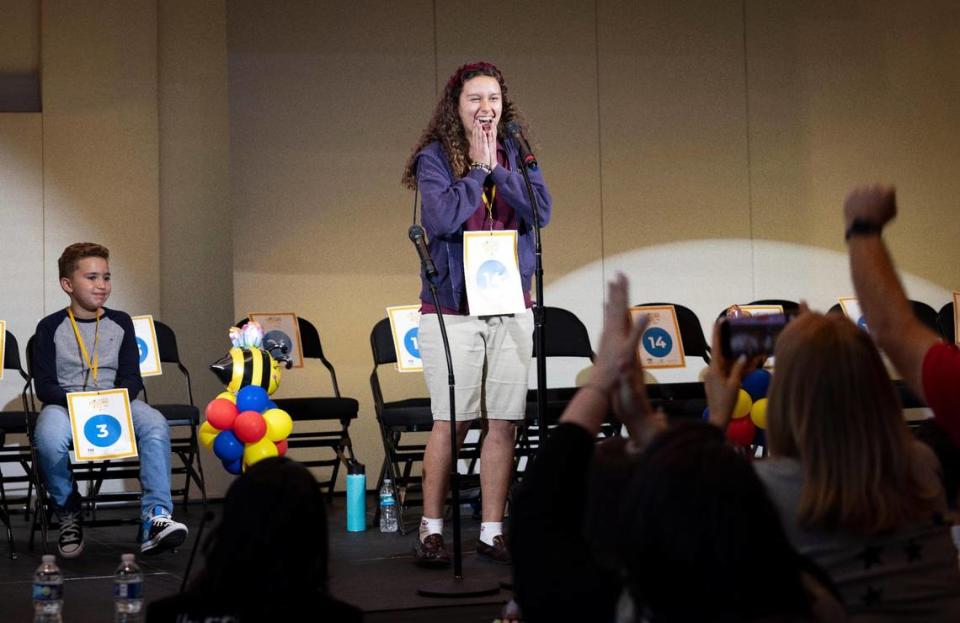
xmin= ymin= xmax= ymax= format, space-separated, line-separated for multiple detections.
xmin=408 ymin=224 xmax=439 ymax=282
xmin=505 ymin=121 xmax=538 ymax=170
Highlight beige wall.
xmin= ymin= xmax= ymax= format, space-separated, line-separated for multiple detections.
xmin=2 ymin=0 xmax=958 ymax=494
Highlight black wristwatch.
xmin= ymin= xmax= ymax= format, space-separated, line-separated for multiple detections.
xmin=845 ymin=219 xmax=884 ymax=241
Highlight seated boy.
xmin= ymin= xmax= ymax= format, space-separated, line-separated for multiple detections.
xmin=33 ymin=242 xmax=188 ymax=558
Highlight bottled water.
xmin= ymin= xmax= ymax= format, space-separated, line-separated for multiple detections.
xmin=379 ymin=478 xmax=398 ymax=533
xmin=32 ymin=554 xmax=63 ymax=623
xmin=113 ymin=553 xmax=143 ymax=622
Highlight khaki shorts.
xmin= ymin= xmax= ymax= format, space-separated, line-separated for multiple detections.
xmin=419 ymin=310 xmax=533 ymax=421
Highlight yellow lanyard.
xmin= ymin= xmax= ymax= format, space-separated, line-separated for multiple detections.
xmin=482 ymin=186 xmax=497 ymax=229
xmin=67 ymin=307 xmax=100 ymax=384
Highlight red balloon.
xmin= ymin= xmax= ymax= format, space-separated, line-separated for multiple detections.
xmin=275 ymin=439 xmax=288 ymax=456
xmin=205 ymin=399 xmax=238 ymax=431
xmin=234 ymin=410 xmax=267 ymax=443
xmin=726 ymin=417 xmax=756 ymax=447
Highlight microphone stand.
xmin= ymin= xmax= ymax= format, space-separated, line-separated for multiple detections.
xmin=514 ymin=145 xmax=548 ymax=447
xmin=414 ymin=236 xmax=499 ymax=599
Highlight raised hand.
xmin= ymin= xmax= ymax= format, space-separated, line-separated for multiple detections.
xmin=844 ymin=185 xmax=897 ymax=230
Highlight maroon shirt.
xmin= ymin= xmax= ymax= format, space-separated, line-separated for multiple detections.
xmin=421 ymin=143 xmax=533 ymax=315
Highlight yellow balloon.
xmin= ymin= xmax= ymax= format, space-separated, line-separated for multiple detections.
xmin=732 ymin=389 xmax=752 ymax=419
xmin=750 ymin=398 xmax=768 ymax=429
xmin=216 ymin=391 xmax=237 ymax=404
xmin=268 ymin=356 xmax=281 ymax=395
xmin=243 ymin=436 xmax=278 ymax=467
xmin=263 ymin=408 xmax=293 ymax=442
xmin=199 ymin=421 xmax=218 ymax=449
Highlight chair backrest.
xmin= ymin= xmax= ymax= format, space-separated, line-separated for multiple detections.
xmin=4 ymin=330 xmax=27 ymax=377
xmin=637 ymin=303 xmax=711 ymax=363
xmin=747 ymin=299 xmax=800 ymax=314
xmin=150 ymin=320 xmax=194 ymax=406
xmin=534 ymin=307 xmax=594 ymax=360
xmin=938 ymin=302 xmax=955 ymax=344
xmin=912 ymin=300 xmax=940 ymax=335
xmin=237 ymin=316 xmax=343 ymax=397
xmin=370 ymin=318 xmax=398 ymax=366
xmin=153 ymin=319 xmax=182 ymax=364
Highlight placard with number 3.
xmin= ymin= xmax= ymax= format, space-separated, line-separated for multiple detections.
xmin=630 ymin=305 xmax=686 ymax=369
xmin=67 ymin=388 xmax=137 ymax=461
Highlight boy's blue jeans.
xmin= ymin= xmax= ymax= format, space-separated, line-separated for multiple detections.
xmin=34 ymin=399 xmax=174 ymax=519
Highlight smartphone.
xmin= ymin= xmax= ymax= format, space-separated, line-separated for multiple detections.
xmin=720 ymin=313 xmax=791 ymax=359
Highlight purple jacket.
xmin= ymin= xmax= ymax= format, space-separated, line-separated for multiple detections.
xmin=415 ymin=140 xmax=552 ymax=311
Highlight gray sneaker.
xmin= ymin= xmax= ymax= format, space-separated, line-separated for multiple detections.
xmin=57 ymin=512 xmax=84 ymax=558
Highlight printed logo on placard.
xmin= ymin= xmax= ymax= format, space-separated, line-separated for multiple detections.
xmin=84 ymin=414 xmax=123 ymax=447
xmin=136 ymin=337 xmax=149 ymax=364
xmin=643 ymin=327 xmax=674 ymax=358
xmin=403 ymin=327 xmax=420 ymax=358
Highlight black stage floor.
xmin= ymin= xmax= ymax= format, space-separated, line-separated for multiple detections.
xmin=0 ymin=498 xmax=512 ymax=622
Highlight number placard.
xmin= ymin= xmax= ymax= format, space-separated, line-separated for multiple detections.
xmin=838 ymin=297 xmax=869 ymax=332
xmin=387 ymin=305 xmax=423 ymax=373
xmin=131 ymin=315 xmax=162 ymax=377
xmin=953 ymin=292 xmax=960 ymax=346
xmin=248 ymin=312 xmax=304 ymax=368
xmin=0 ymin=320 xmax=6 ymax=380
xmin=463 ymin=230 xmax=526 ymax=316
xmin=630 ymin=305 xmax=686 ymax=369
xmin=67 ymin=388 xmax=137 ymax=461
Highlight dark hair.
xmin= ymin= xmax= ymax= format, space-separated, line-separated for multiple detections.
xmin=193 ymin=457 xmax=329 ymax=610
xmin=58 ymin=242 xmax=109 ymax=279
xmin=401 ymin=61 xmax=529 ymax=189
xmin=616 ymin=421 xmax=812 ymax=621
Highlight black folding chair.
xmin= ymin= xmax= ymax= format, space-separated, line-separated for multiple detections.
xmin=238 ymin=316 xmax=358 ymax=497
xmin=369 ymin=318 xmax=481 ymax=534
xmin=0 ymin=330 xmax=37 ymax=558
xmin=144 ymin=320 xmax=206 ymax=508
xmin=938 ymin=302 xmax=955 ymax=344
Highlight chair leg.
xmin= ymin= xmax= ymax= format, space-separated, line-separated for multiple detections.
xmin=0 ymin=480 xmax=16 ymax=559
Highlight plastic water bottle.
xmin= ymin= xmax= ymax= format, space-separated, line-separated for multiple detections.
xmin=113 ymin=553 xmax=143 ymax=622
xmin=32 ymin=554 xmax=63 ymax=623
xmin=379 ymin=478 xmax=398 ymax=533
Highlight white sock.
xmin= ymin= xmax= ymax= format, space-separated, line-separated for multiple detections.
xmin=419 ymin=516 xmax=443 ymax=542
xmin=480 ymin=522 xmax=503 ymax=546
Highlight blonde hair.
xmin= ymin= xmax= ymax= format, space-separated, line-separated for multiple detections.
xmin=766 ymin=313 xmax=939 ymax=535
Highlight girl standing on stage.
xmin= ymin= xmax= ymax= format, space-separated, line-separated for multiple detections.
xmin=402 ymin=61 xmax=552 ymax=566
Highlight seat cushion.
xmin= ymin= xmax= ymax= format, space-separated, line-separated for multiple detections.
xmin=0 ymin=411 xmax=29 ymax=433
xmin=153 ymin=403 xmax=200 ymax=424
xmin=380 ymin=398 xmax=434 ymax=429
xmin=272 ymin=397 xmax=359 ymax=422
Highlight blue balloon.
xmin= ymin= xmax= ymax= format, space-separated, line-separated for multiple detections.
xmin=742 ymin=369 xmax=772 ymax=400
xmin=236 ymin=385 xmax=269 ymax=413
xmin=222 ymin=457 xmax=243 ymax=475
xmin=213 ymin=430 xmax=244 ymax=462
xmin=264 ymin=400 xmax=278 ymax=411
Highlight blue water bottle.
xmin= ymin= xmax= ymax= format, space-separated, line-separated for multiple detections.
xmin=346 ymin=461 xmax=366 ymax=532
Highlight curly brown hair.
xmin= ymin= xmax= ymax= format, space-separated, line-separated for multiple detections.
xmin=58 ymin=242 xmax=110 ymax=278
xmin=402 ymin=61 xmax=530 ymax=189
